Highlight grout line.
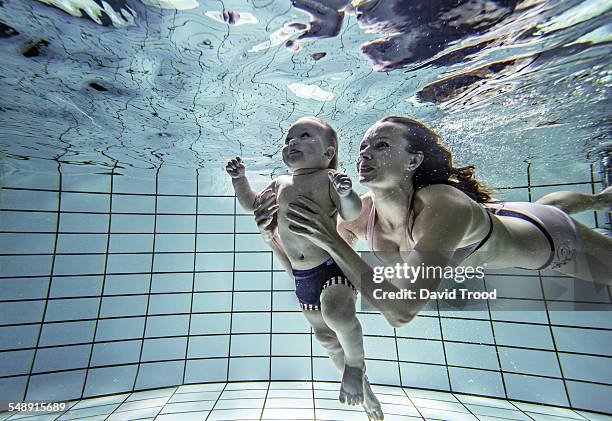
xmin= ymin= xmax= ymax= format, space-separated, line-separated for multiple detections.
xmin=203 ymin=383 xmax=229 ymax=421
xmin=401 ymin=387 xmax=426 ymax=420
xmin=483 ymin=276 xmax=509 ymax=400
xmin=131 ymin=166 xmax=161 ymax=391
xmin=435 ymin=299 xmax=453 ymax=392
xmin=182 ymin=169 xmax=199 ymax=385
xmin=21 ymin=160 xmax=63 ymax=401
xmin=81 ymin=163 xmax=116 ymax=398
xmin=101 ymin=387 xmax=132 ymax=421
xmin=259 ymin=380 xmax=271 ymax=421
xmin=226 ymin=195 xmax=238 ymax=382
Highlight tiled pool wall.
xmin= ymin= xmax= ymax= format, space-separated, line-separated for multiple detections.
xmin=0 ymin=160 xmax=610 ymax=414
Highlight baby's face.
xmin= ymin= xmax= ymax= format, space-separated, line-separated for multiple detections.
xmin=282 ymin=118 xmax=333 ymax=171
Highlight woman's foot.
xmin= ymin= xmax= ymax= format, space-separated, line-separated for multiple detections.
xmin=340 ymin=364 xmax=364 ymax=405
xmin=362 ymin=375 xmax=384 ymax=420
xmin=595 ymin=186 xmax=612 ymax=210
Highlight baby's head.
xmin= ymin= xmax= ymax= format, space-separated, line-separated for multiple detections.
xmin=282 ymin=117 xmax=338 ymax=171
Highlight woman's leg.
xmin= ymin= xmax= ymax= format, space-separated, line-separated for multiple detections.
xmin=536 ymin=186 xmax=612 ymax=214
xmin=554 ymin=218 xmax=612 ymax=284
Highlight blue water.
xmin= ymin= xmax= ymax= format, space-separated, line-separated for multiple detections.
xmin=0 ymin=0 xmax=610 ymax=190
xmin=0 ymin=1 xmax=611 ymax=413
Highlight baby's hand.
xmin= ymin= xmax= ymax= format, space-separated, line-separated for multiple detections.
xmin=328 ymin=170 xmax=353 ymax=197
xmin=225 ymin=156 xmax=246 ymax=179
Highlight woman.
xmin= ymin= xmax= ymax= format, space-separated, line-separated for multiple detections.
xmin=255 ymin=116 xmax=612 ymax=327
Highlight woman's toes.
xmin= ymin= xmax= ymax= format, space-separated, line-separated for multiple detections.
xmin=598 ymin=186 xmax=612 ymax=208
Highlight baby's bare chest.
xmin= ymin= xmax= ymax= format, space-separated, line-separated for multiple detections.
xmin=276 ymin=175 xmax=335 ymax=215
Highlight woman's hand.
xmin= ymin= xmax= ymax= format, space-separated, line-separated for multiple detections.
xmin=254 ymin=188 xmax=279 ymax=243
xmin=287 ymin=196 xmax=340 ymax=249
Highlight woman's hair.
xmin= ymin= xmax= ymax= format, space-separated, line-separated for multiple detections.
xmin=380 ymin=116 xmax=493 ymax=203
xmin=304 ymin=116 xmax=338 ymax=169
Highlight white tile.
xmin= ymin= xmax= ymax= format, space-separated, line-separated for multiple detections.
xmin=56 ymin=403 xmax=120 ymax=420
xmin=453 ymin=394 xmax=516 ymax=410
xmin=268 ymin=381 xmax=313 ymax=390
xmin=264 ymin=398 xmax=313 ymax=408
xmin=219 ymin=389 xmax=268 ymax=400
xmin=155 ymin=412 xmax=210 ymax=420
xmin=313 ymin=381 xmax=341 ymax=391
xmin=213 ymin=398 xmax=264 ymax=410
xmin=159 ymin=401 xmax=216 ymax=413
xmin=314 ymin=398 xmax=352 ymax=411
xmin=314 ymin=408 xmax=366 ymax=421
xmin=383 ymin=403 xmax=422 ymax=417
xmin=404 ymin=388 xmax=458 ymax=401
xmin=376 ymin=393 xmax=414 ymax=406
xmin=206 ymin=408 xmax=262 ymax=420
xmin=464 ymin=404 xmax=531 ymax=420
xmin=511 ymin=402 xmax=585 ymax=419
xmin=314 ymin=389 xmax=341 ymax=400
xmin=6 ymin=415 xmax=64 ymax=421
xmin=223 ymin=381 xmax=269 ymax=391
xmin=383 ymin=415 xmax=422 ymax=421
xmin=175 ymin=383 xmax=225 ymax=393
xmin=526 ymin=414 xmax=586 ymax=421
xmin=473 ymin=417 xmax=525 ymax=421
xmin=575 ymin=411 xmax=612 ymax=421
xmin=168 ymin=391 xmax=221 ymax=402
xmin=117 ymin=397 xmax=170 ymax=412
xmin=266 ymin=389 xmax=313 ymax=398
xmin=126 ymin=387 xmax=176 ymax=401
xmin=412 ymin=397 xmax=467 ymax=412
xmin=106 ymin=406 xmax=163 ymax=421
xmin=419 ymin=408 xmax=478 ymax=420
xmin=261 ymin=407 xmax=314 ymax=419
xmin=369 ymin=385 xmax=407 ymax=396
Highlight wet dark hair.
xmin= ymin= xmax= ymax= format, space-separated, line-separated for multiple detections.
xmin=302 ymin=116 xmax=338 ymax=169
xmin=380 ymin=116 xmax=493 ymax=203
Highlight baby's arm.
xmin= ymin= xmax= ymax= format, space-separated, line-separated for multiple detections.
xmin=329 ymin=170 xmax=362 ymax=221
xmin=225 ymin=156 xmax=258 ymax=211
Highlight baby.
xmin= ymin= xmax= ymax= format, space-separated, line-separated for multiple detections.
xmin=225 ymin=117 xmax=383 ymax=420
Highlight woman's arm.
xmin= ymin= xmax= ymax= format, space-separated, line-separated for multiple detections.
xmin=287 ymin=188 xmax=472 ymax=327
xmin=254 ymin=189 xmax=294 ymax=279
xmin=267 ymin=233 xmax=294 ymax=278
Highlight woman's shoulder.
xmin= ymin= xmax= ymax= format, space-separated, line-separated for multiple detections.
xmin=337 ymin=191 xmax=372 ymax=240
xmin=416 ymin=183 xmax=476 ymax=206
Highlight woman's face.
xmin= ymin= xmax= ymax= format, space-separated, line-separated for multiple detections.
xmin=357 ymin=121 xmax=422 ymax=187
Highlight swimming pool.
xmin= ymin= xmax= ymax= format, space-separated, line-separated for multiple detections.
xmin=0 ymin=0 xmax=610 ymax=419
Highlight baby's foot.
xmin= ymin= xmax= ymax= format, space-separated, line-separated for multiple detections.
xmin=362 ymin=375 xmax=384 ymax=420
xmin=339 ymin=364 xmax=364 ymax=406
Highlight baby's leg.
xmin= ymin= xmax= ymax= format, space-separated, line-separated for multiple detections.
xmin=319 ymin=284 xmax=363 ymax=371
xmin=302 ymin=304 xmax=384 ymax=420
xmin=320 ymin=284 xmax=364 ymax=406
xmin=301 ymin=308 xmax=345 ymax=371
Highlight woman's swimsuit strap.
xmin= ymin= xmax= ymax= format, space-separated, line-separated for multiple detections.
xmin=365 ymin=194 xmax=493 ymax=262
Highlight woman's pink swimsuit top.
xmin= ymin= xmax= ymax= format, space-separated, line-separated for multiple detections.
xmin=365 ymin=194 xmax=494 ymax=265
xmin=364 ymin=194 xmax=579 ymax=270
